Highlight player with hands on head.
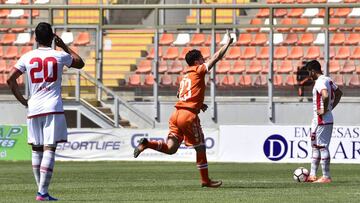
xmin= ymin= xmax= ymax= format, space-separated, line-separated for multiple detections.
xmin=7 ymin=22 xmax=84 ymax=201
xmin=134 ymin=31 xmax=233 ymax=188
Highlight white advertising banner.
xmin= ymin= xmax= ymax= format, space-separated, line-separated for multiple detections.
xmin=55 ymin=129 xmax=219 ymax=161
xmin=219 ymin=125 xmax=360 ymax=163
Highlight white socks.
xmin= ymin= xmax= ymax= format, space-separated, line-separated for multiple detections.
xmin=310 ymin=147 xmax=320 ymax=177
xmin=39 ymin=150 xmax=55 ymax=194
xmin=32 ymin=151 xmax=43 ymax=186
xmin=320 ymin=147 xmax=331 ymax=178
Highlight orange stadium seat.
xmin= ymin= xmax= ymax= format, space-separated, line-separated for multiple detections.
xmin=254 ymin=75 xmax=267 ymax=86
xmin=168 ymin=60 xmax=183 ymax=74
xmin=1 ymin=34 xmax=16 ymax=45
xmin=288 ymin=47 xmax=304 ymax=60
xmin=339 ymin=18 xmax=356 ymax=32
xmin=257 ymin=47 xmax=269 ymax=60
xmin=262 ymin=61 xmax=277 ymax=74
xmin=333 ymin=74 xmax=344 ymax=86
xmin=174 ymin=75 xmax=183 ymax=87
xmin=74 ymin=32 xmax=90 ymax=45
xmin=287 ymin=8 xmax=304 ymax=18
xmin=277 ymin=60 xmax=293 ymax=73
xmin=329 ymin=18 xmax=341 ymax=32
xmin=335 ymin=47 xmax=350 ymax=59
xmin=23 ymin=10 xmax=40 ymax=18
xmin=296 ymin=0 xmax=311 ymax=3
xmin=225 ymin=47 xmax=241 ymax=60
xmin=282 ymin=34 xmax=298 ymax=45
xmin=331 ymin=33 xmax=345 ymax=45
xmin=312 ymin=0 xmax=326 ymax=3
xmin=159 ymin=60 xmax=168 ymax=73
xmin=329 ymin=60 xmax=341 ymax=73
xmin=3 ymin=46 xmax=18 ymax=59
xmin=0 ymin=19 xmax=11 ymax=32
xmin=277 ymin=18 xmax=292 ymax=33
xmin=317 ymin=8 xmax=335 ymax=18
xmin=0 ymin=10 xmax=10 ymax=18
xmin=6 ymin=60 xmax=16 ymax=72
xmin=204 ymin=34 xmax=220 ymax=46
xmin=274 ymin=46 xmax=288 ymax=60
xmin=146 ymin=47 xmax=163 ymax=59
xmin=229 ymin=60 xmax=246 ymax=74
xmin=179 ymin=47 xmax=192 ymax=60
xmin=275 ymin=9 xmax=287 ymax=17
xmin=344 ymin=0 xmax=358 ymax=2
xmin=199 ymin=47 xmax=210 ymax=59
xmin=128 ymin=74 xmax=141 ymax=86
xmin=238 ymin=75 xmax=252 ymax=87
xmin=348 ymin=75 xmax=360 ymax=87
xmin=160 ymin=74 xmax=172 ymax=86
xmin=0 ymin=60 xmax=6 ymax=73
xmin=285 ymin=75 xmax=297 ymax=86
xmin=159 ymin=33 xmax=174 ymax=46
xmin=136 ymin=60 xmax=152 ymax=74
xmin=246 ymin=18 xmax=262 ymax=33
xmin=144 ymin=74 xmax=154 ymax=86
xmin=298 ymin=33 xmax=314 ymax=45
xmin=251 ymin=33 xmax=267 ymax=46
xmin=247 ymin=60 xmax=262 ymax=73
xmin=221 ymin=75 xmax=235 ymax=87
xmin=241 ymin=47 xmax=256 ymax=60
xmin=274 ymin=75 xmax=283 ymax=87
xmin=163 ymin=47 xmax=179 ymax=60
xmin=266 ymin=0 xmax=281 ymax=4
xmin=0 ymin=46 xmax=3 ymax=58
xmin=19 ymin=46 xmax=31 ymax=57
xmin=281 ymin=0 xmax=296 ymax=3
xmin=236 ymin=33 xmax=252 ymax=46
xmin=189 ymin=34 xmax=205 ymax=46
xmin=334 ymin=8 xmax=352 ymax=18
xmin=341 ymin=60 xmax=356 ymax=73
xmin=345 ymin=33 xmax=360 ymax=45
xmin=350 ymin=47 xmax=360 ymax=59
xmin=216 ymin=60 xmax=231 ymax=74
xmin=292 ymin=18 xmax=308 ymax=32
xmin=256 ymin=9 xmax=269 ymax=18
xmin=304 ymin=46 xmax=320 ymax=59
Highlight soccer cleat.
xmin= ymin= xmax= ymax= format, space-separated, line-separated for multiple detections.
xmin=35 ymin=193 xmax=58 ymax=201
xmin=313 ymin=177 xmax=332 ymax=183
xmin=133 ymin=138 xmax=148 ymax=158
xmin=306 ymin=175 xmax=317 ymax=182
xmin=201 ymin=179 xmax=222 ymax=188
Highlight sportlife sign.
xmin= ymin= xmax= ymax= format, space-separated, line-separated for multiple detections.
xmin=219 ymin=125 xmax=360 ymax=163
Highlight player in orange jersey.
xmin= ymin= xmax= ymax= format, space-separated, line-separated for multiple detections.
xmin=134 ymin=32 xmax=233 ymax=188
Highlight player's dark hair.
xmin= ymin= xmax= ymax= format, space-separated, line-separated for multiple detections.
xmin=35 ymin=22 xmax=54 ymax=46
xmin=305 ymin=60 xmax=322 ymax=73
xmin=185 ymin=49 xmax=203 ymax=66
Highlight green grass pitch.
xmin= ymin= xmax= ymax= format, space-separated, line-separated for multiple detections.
xmin=0 ymin=161 xmax=359 ymax=202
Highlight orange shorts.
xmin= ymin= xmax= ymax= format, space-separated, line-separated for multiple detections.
xmin=168 ymin=108 xmax=205 ymax=147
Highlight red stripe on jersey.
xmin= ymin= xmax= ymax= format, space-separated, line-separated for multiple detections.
xmin=27 ymin=111 xmax=64 ymax=119
xmin=316 ymin=91 xmax=324 ymax=125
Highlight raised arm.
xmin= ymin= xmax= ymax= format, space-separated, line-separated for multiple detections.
xmin=54 ymin=35 xmax=85 ymax=69
xmin=7 ymin=68 xmax=28 ymax=107
xmin=205 ymin=31 xmax=234 ymax=71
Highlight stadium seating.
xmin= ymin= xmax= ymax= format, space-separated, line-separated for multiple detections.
xmin=229 ymin=60 xmax=246 ymax=74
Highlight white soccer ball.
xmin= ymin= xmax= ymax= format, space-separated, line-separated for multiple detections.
xmin=293 ymin=167 xmax=309 ymax=182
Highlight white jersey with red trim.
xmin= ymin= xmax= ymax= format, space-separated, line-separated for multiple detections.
xmin=312 ymin=75 xmax=338 ymax=125
xmin=14 ymin=47 xmax=73 ymax=118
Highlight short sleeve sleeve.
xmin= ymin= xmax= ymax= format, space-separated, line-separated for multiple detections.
xmin=197 ymin=63 xmax=208 ymax=77
xmin=314 ymin=80 xmax=327 ymax=93
xmin=60 ymin=51 xmax=73 ymax=67
xmin=14 ymin=56 xmax=26 ymax=73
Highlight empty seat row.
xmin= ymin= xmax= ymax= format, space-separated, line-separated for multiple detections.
xmin=1 ymin=0 xmax=49 ymax=4
xmin=266 ymin=0 xmax=360 ymax=4
xmin=136 ymin=59 xmax=360 ymax=75
xmin=159 ymin=33 xmax=236 ymax=46
xmin=0 ymin=46 xmax=32 ymax=59
xmin=257 ymin=8 xmax=360 ymax=18
xmin=146 ymin=46 xmax=360 ymax=61
xmin=0 ymin=9 xmax=40 ymax=18
xmin=0 ymin=73 xmax=24 ymax=85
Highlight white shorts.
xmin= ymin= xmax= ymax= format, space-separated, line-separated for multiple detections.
xmin=27 ymin=114 xmax=68 ymax=146
xmin=311 ymin=124 xmax=333 ymax=148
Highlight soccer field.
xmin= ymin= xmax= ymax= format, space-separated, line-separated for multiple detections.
xmin=0 ymin=161 xmax=359 ymax=203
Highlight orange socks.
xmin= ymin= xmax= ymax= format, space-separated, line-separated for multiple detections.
xmin=196 ymin=150 xmax=210 ymax=184
xmin=146 ymin=140 xmax=171 ymax=154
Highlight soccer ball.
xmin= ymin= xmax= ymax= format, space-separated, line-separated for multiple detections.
xmin=293 ymin=167 xmax=309 ymax=182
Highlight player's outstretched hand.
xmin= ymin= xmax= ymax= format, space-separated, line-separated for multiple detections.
xmin=54 ymin=35 xmax=67 ymax=50
xmin=226 ymin=30 xmax=234 ymax=45
xmin=201 ymin=104 xmax=208 ymax=112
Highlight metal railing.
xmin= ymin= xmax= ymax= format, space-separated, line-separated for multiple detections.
xmin=1 ymin=3 xmax=360 ymax=124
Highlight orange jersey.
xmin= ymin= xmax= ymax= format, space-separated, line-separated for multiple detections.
xmin=175 ymin=63 xmax=207 ymax=110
